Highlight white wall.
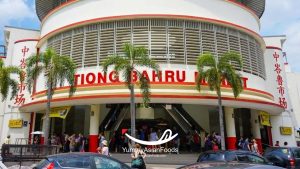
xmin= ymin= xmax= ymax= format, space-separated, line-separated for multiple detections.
xmin=40 ymin=0 xmax=259 ymax=37
xmin=264 ymin=36 xmax=297 ymax=146
xmin=0 ymin=27 xmax=40 ymax=144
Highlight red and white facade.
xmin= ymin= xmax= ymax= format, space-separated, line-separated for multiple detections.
xmin=0 ymin=0 xmax=298 ymax=151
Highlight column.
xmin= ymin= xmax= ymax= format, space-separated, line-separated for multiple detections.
xmin=251 ymin=110 xmax=262 ymax=153
xmin=225 ymin=107 xmax=237 ymax=150
xmin=89 ymin=105 xmax=100 ymax=152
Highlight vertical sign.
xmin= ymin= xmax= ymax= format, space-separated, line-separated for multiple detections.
xmin=273 ymin=52 xmax=287 ymax=109
xmin=14 ymin=46 xmax=29 ymax=106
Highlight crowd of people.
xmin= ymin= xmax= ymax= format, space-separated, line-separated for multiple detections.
xmin=237 ymin=137 xmax=260 ymax=154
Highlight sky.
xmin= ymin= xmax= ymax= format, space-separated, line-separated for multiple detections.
xmin=0 ymin=0 xmax=299 ymax=71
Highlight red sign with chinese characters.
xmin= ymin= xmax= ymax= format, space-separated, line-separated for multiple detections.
xmin=14 ymin=46 xmax=29 ymax=106
xmin=273 ymin=52 xmax=287 ymax=109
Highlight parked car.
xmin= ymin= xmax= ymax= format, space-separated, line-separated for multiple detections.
xmin=33 ymin=152 xmax=131 ymax=169
xmin=0 ymin=156 xmax=8 ymax=169
xmin=197 ymin=150 xmax=272 ymax=165
xmin=263 ymin=147 xmax=300 ymax=168
xmin=178 ymin=162 xmax=285 ymax=169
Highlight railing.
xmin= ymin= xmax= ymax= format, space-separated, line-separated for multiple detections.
xmin=0 ymin=45 xmax=6 ymax=57
xmin=1 ymin=144 xmax=59 ymax=162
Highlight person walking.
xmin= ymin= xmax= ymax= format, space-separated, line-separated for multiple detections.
xmin=4 ymin=135 xmax=10 ymax=144
xmin=131 ymin=144 xmax=146 ymax=169
xmin=98 ymin=140 xmax=110 ymax=156
xmin=242 ymin=138 xmax=251 ymax=151
xmin=251 ymin=139 xmax=259 ymax=154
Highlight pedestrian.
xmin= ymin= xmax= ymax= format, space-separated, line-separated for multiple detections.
xmin=69 ymin=134 xmax=76 ymax=152
xmin=4 ymin=135 xmax=10 ymax=144
xmin=251 ymin=139 xmax=259 ymax=154
xmin=131 ymin=144 xmax=146 ymax=169
xmin=243 ymin=138 xmax=251 ymax=151
xmin=275 ymin=141 xmax=280 ymax=147
xmin=98 ymin=132 xmax=106 ymax=148
xmin=284 ymin=141 xmax=288 ymax=146
xmin=238 ymin=137 xmax=244 ymax=149
xmin=98 ymin=140 xmax=110 ymax=156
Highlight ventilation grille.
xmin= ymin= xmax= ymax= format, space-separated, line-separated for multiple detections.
xmin=47 ymin=18 xmax=266 ymax=79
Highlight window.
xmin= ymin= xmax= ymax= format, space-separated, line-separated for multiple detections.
xmin=236 ymin=154 xmax=266 ymax=164
xmin=199 ymin=153 xmax=224 ymax=161
xmin=293 ymin=149 xmax=300 ymax=158
xmin=94 ymin=157 xmax=122 ymax=169
xmin=57 ymin=156 xmax=91 ymax=168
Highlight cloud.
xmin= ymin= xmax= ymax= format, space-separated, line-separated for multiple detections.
xmin=261 ymin=0 xmax=300 ymax=72
xmin=0 ymin=0 xmax=35 ymax=26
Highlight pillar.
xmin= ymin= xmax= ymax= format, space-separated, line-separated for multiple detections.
xmin=89 ymin=105 xmax=100 ymax=152
xmin=225 ymin=107 xmax=237 ymax=150
xmin=250 ymin=110 xmax=262 ymax=153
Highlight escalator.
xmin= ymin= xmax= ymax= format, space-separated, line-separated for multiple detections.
xmin=162 ymin=104 xmax=206 ymax=134
xmin=99 ymin=104 xmax=123 ymax=131
xmin=172 ymin=104 xmax=206 ymax=133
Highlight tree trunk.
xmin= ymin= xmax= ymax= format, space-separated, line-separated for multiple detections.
xmin=218 ymin=90 xmax=226 ymax=150
xmin=130 ymin=84 xmax=136 ymax=146
xmin=43 ymin=83 xmax=51 ymax=145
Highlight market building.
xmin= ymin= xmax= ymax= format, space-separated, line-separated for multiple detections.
xmin=0 ymin=0 xmax=298 ymax=152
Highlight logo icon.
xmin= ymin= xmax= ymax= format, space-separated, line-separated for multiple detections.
xmin=125 ymin=129 xmax=178 ymax=146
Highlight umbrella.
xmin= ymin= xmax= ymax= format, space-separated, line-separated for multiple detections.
xmin=31 ymin=131 xmax=44 ymax=135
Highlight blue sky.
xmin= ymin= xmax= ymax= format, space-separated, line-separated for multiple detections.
xmin=1 ymin=0 xmax=299 ymax=72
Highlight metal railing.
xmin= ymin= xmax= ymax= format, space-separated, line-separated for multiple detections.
xmin=1 ymin=144 xmax=59 ymax=162
xmin=0 ymin=45 xmax=6 ymax=57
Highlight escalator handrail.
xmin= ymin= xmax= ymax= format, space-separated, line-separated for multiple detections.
xmin=113 ymin=105 xmax=130 ymax=131
xmin=173 ymin=104 xmax=206 ymax=132
xmin=173 ymin=106 xmax=193 ymax=128
xmin=105 ymin=104 xmax=121 ymax=130
xmin=162 ymin=105 xmax=190 ymax=134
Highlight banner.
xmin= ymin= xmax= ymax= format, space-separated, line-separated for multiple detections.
xmin=49 ymin=106 xmax=71 ymax=119
xmin=259 ymin=111 xmax=271 ymax=126
xmin=9 ymin=119 xmax=23 ymax=128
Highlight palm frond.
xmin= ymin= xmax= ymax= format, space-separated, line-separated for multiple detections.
xmin=123 ymin=43 xmax=134 ymax=60
xmin=222 ymin=65 xmax=243 ymax=98
xmin=0 ymin=59 xmax=4 ymax=68
xmin=196 ymin=52 xmax=217 ymax=71
xmin=26 ymin=53 xmax=41 ymax=68
xmin=122 ymin=66 xmax=133 ymax=89
xmin=0 ymin=71 xmax=9 ymax=101
xmin=102 ymin=55 xmax=125 ymax=74
xmin=136 ymin=56 xmax=160 ymax=73
xmin=8 ymin=78 xmax=18 ymax=100
xmin=26 ymin=65 xmax=43 ymax=93
xmin=136 ymin=71 xmax=150 ymax=107
xmin=196 ymin=52 xmax=218 ymax=91
xmin=218 ymin=51 xmax=242 ymax=70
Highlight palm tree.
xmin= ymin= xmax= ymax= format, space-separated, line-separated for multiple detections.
xmin=196 ymin=52 xmax=243 ymax=150
xmin=0 ymin=59 xmax=24 ymax=101
xmin=102 ymin=43 xmax=160 ymax=140
xmin=26 ymin=48 xmax=76 ymax=145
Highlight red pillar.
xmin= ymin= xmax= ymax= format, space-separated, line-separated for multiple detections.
xmin=226 ymin=137 xmax=237 ymax=150
xmin=89 ymin=135 xmax=99 ymax=152
xmin=256 ymin=138 xmax=262 ymax=154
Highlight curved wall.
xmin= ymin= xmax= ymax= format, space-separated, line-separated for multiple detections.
xmin=39 ymin=0 xmax=260 ymax=38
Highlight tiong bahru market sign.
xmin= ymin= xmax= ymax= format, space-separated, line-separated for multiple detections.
xmin=74 ymin=70 xmax=249 ymax=88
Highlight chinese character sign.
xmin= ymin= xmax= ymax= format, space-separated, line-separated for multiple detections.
xmin=273 ymin=51 xmax=287 ymax=109
xmin=14 ymin=46 xmax=29 ymax=106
